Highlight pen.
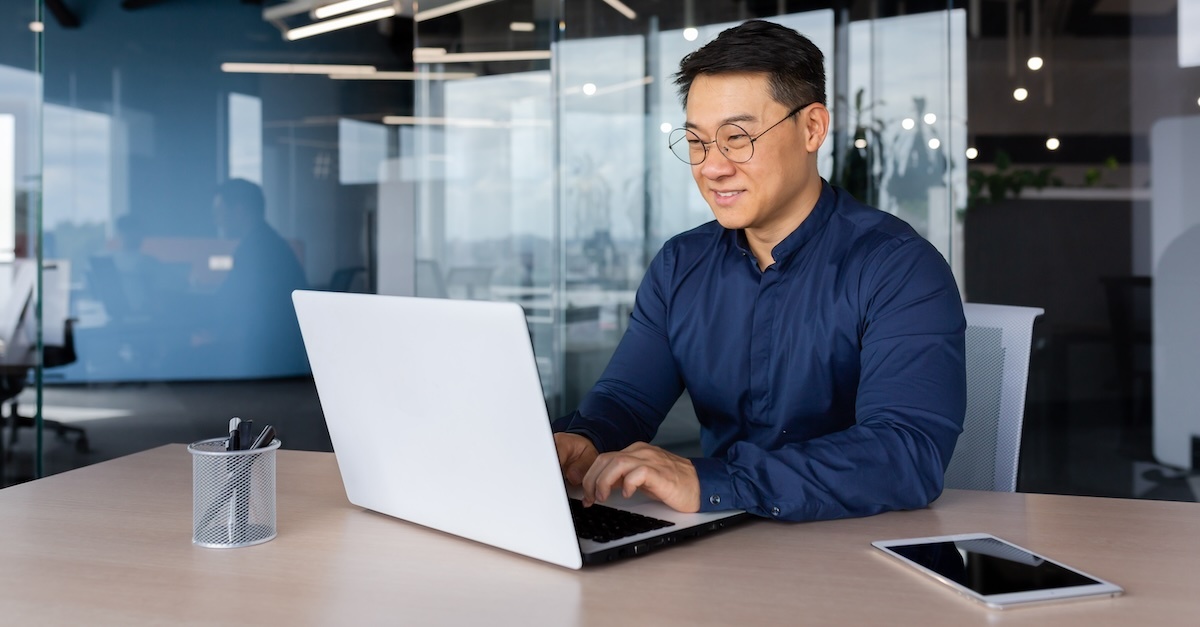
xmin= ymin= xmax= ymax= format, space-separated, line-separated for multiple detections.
xmin=238 ymin=419 xmax=253 ymax=451
xmin=249 ymin=425 xmax=276 ymax=450
xmin=227 ymin=417 xmax=242 ymax=451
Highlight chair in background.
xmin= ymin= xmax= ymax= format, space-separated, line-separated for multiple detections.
xmin=944 ymin=303 xmax=1044 ymax=492
xmin=0 ymin=261 xmax=88 ymax=483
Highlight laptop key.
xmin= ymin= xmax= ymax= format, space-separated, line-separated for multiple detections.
xmin=569 ymin=498 xmax=675 ymax=543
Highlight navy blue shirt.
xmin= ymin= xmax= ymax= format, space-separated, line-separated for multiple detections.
xmin=555 ymin=182 xmax=966 ymax=522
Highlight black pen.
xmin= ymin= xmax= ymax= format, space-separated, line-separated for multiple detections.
xmin=238 ymin=419 xmax=253 ymax=451
xmin=227 ymin=417 xmax=242 ymax=451
xmin=249 ymin=425 xmax=276 ymax=450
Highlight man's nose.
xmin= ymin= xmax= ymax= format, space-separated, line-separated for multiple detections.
xmin=698 ymin=146 xmax=737 ymax=179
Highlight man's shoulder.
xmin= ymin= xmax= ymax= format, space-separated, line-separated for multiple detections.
xmin=829 ymin=188 xmax=922 ymax=246
xmin=658 ymin=220 xmax=727 ymax=259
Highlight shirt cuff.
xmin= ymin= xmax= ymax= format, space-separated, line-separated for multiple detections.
xmin=691 ymin=456 xmax=735 ymax=512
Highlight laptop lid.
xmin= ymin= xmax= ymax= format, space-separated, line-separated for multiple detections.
xmin=292 ymin=290 xmax=584 ymax=569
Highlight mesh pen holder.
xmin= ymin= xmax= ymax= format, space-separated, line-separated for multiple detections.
xmin=189 ymin=437 xmax=281 ymax=548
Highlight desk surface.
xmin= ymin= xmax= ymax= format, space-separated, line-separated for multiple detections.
xmin=1 ymin=445 xmax=1196 ymax=626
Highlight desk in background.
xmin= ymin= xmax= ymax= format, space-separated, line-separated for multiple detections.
xmin=0 ymin=445 xmax=1196 ymax=625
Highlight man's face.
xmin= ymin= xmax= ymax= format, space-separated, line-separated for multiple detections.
xmin=684 ymin=73 xmax=822 ymax=236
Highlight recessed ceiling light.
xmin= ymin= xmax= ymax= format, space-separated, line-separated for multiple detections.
xmin=901 ymin=118 xmax=915 ymax=130
xmin=928 ymin=138 xmax=941 ymax=150
xmin=510 ymin=22 xmax=535 ymax=32
xmin=1027 ymin=56 xmax=1044 ymax=71
xmin=965 ymin=147 xmax=978 ymax=160
xmin=923 ymin=113 xmax=937 ymax=125
xmin=1013 ymin=87 xmax=1029 ymax=101
xmin=683 ymin=28 xmax=699 ymax=41
xmin=1046 ymin=137 xmax=1060 ymax=150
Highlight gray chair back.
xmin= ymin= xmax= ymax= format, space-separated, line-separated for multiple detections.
xmin=944 ymin=303 xmax=1044 ymax=492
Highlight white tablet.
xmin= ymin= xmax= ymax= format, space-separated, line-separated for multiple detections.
xmin=872 ymin=533 xmax=1123 ymax=609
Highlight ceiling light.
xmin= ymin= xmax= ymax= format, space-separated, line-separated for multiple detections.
xmin=510 ymin=22 xmax=535 ymax=32
xmin=329 ymin=71 xmax=476 ymax=80
xmin=923 ymin=113 xmax=937 ymax=125
xmin=928 ymin=138 xmax=941 ymax=150
xmin=601 ymin=0 xmax=637 ymax=20
xmin=965 ymin=147 xmax=978 ymax=160
xmin=683 ymin=28 xmax=699 ymax=42
xmin=1027 ymin=56 xmax=1044 ymax=71
xmin=660 ymin=123 xmax=672 ymax=133
xmin=29 ymin=21 xmax=44 ymax=32
xmin=1046 ymin=137 xmax=1060 ymax=150
xmin=285 ymin=6 xmax=396 ymax=41
xmin=413 ymin=49 xmax=552 ymax=63
xmin=854 ymin=138 xmax=867 ymax=149
xmin=383 ymin=115 xmax=499 ymax=127
xmin=313 ymin=0 xmax=390 ymax=20
xmin=582 ymin=83 xmax=597 ymax=96
xmin=1013 ymin=87 xmax=1029 ymax=101
xmin=221 ymin=62 xmax=377 ymax=75
xmin=901 ymin=118 xmax=915 ymax=130
xmin=415 ymin=0 xmax=499 ymax=23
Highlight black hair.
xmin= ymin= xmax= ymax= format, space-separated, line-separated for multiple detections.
xmin=216 ymin=178 xmax=266 ymax=218
xmin=674 ymin=20 xmax=826 ymax=110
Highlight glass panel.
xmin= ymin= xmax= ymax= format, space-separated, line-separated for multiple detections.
xmin=23 ymin=1 xmax=422 ymax=482
xmin=412 ymin=3 xmax=558 ymax=408
xmin=18 ymin=0 xmax=1192 ymax=507
xmin=963 ymin=0 xmax=1198 ymax=502
xmin=1 ymin=0 xmax=44 ymax=484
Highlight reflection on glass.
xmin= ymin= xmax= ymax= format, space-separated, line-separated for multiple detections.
xmin=228 ymin=93 xmax=262 ymax=184
xmin=1180 ymin=0 xmax=1200 ymax=68
xmin=413 ymin=69 xmax=556 ymax=399
xmin=0 ymin=113 xmax=13 ymax=260
xmin=338 ymin=118 xmax=388 ymax=185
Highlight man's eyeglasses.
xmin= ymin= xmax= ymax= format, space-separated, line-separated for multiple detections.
xmin=667 ymin=103 xmax=814 ymax=165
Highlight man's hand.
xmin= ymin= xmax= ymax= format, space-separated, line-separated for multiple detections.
xmin=581 ymin=442 xmax=700 ymax=513
xmin=554 ymin=432 xmax=599 ymax=485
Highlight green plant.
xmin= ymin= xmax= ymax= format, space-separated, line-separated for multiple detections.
xmin=1083 ymin=156 xmax=1119 ymax=187
xmin=967 ymin=149 xmax=1062 ymax=207
xmin=831 ymin=88 xmax=885 ymax=204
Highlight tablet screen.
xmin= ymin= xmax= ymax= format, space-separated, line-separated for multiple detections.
xmin=885 ymin=536 xmax=1100 ymax=595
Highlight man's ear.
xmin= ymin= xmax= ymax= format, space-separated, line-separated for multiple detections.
xmin=803 ymin=104 xmax=831 ymax=153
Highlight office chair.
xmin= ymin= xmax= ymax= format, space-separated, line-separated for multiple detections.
xmin=1 ymin=318 xmax=89 ymax=458
xmin=943 ymin=303 xmax=1044 ymax=492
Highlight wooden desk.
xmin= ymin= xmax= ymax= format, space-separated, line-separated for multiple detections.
xmin=1 ymin=445 xmax=1196 ymax=625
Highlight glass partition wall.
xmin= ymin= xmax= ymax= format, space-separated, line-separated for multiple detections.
xmin=1 ymin=0 xmax=44 ymax=479
xmin=412 ymin=1 xmax=965 ymax=450
xmin=13 ymin=0 xmax=1197 ymax=505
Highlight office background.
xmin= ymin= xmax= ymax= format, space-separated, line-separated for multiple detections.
xmin=1 ymin=0 xmax=1198 ymax=504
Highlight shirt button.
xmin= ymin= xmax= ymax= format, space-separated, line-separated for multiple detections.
xmin=709 ymin=494 xmax=721 ymax=506
xmin=771 ymin=506 xmax=781 ymax=517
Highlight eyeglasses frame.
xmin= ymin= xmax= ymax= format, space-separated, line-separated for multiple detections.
xmin=668 ymin=101 xmax=816 ymax=165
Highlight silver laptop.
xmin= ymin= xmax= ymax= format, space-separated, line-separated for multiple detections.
xmin=292 ymin=290 xmax=748 ymax=569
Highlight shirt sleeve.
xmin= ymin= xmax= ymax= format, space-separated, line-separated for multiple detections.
xmin=693 ymin=238 xmax=966 ymax=521
xmin=551 ymin=247 xmax=685 ymax=453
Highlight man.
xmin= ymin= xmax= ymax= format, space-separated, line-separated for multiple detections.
xmin=553 ymin=20 xmax=966 ymax=522
xmin=197 ymin=178 xmax=310 ymax=376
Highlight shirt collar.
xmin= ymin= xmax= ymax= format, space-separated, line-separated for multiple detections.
xmin=729 ymin=179 xmax=837 ymax=267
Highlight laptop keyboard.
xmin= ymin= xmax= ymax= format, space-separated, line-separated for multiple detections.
xmin=569 ymin=498 xmax=675 ymax=543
